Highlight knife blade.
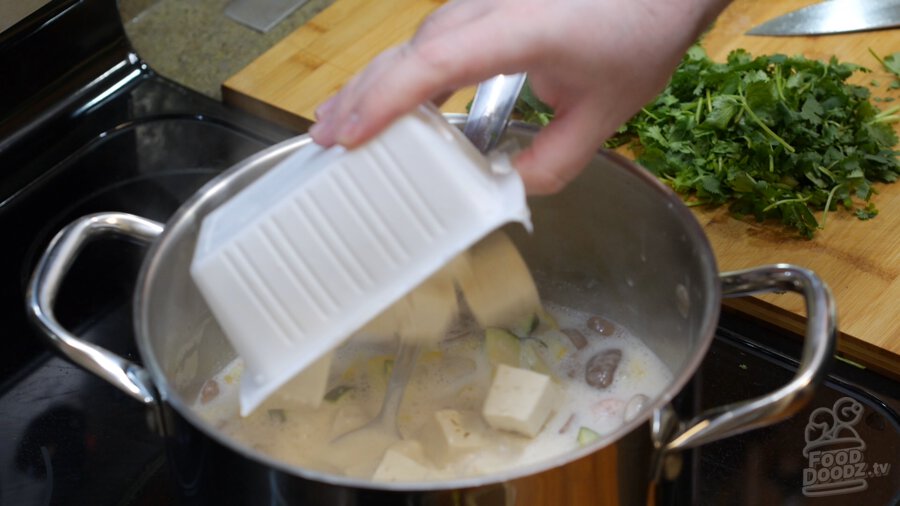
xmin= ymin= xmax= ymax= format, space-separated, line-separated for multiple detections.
xmin=747 ymin=0 xmax=900 ymax=36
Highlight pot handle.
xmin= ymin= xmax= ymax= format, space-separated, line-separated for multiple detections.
xmin=663 ymin=264 xmax=836 ymax=452
xmin=26 ymin=212 xmax=164 ymax=406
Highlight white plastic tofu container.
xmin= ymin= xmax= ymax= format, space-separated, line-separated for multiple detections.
xmin=190 ymin=106 xmax=531 ymax=415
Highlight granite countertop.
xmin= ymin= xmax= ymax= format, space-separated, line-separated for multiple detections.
xmin=120 ymin=0 xmax=334 ymax=101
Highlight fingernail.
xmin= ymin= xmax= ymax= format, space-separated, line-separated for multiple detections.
xmin=309 ymin=118 xmax=335 ymax=145
xmin=335 ymin=112 xmax=362 ymax=145
xmin=309 ymin=122 xmax=323 ymax=139
xmin=315 ymin=97 xmax=335 ymax=121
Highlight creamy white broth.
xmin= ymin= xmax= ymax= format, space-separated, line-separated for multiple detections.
xmin=193 ymin=301 xmax=673 ymax=481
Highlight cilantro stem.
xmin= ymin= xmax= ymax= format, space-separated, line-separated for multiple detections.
xmin=740 ymin=98 xmax=796 ymax=153
xmin=868 ymin=47 xmax=888 ymax=69
xmin=640 ymin=107 xmax=660 ymax=122
xmin=734 ymin=106 xmax=745 ymax=125
xmin=816 ymin=164 xmax=837 ymax=183
xmin=763 ymin=195 xmax=809 ymax=212
xmin=873 ymin=104 xmax=900 ymax=124
xmin=876 ymin=104 xmax=900 ymax=116
xmin=820 ymin=183 xmax=843 ymax=229
xmin=774 ymin=67 xmax=787 ymax=102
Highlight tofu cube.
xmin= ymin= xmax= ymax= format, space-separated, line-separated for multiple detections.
xmin=372 ymin=448 xmax=433 ymax=482
xmin=420 ymin=409 xmax=486 ymax=466
xmin=272 ymin=352 xmax=333 ymax=409
xmin=482 ymin=364 xmax=560 ymax=437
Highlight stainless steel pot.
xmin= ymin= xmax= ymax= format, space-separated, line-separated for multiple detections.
xmin=27 ymin=117 xmax=836 ymax=505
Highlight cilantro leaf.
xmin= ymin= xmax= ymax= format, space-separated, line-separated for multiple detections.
xmin=869 ymin=48 xmax=900 ymax=89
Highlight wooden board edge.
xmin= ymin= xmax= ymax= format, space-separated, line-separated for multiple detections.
xmin=222 ymin=85 xmax=312 ymax=134
xmin=723 ymin=298 xmax=900 ymax=381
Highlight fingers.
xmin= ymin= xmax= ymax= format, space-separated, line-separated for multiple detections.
xmin=309 ymin=46 xmax=407 ymax=146
xmin=308 ymin=0 xmax=643 ymax=197
xmin=311 ymin=7 xmax=537 ymax=149
xmin=513 ymin=100 xmax=614 ymax=195
xmin=412 ymin=0 xmax=491 ymax=43
xmin=310 ymin=44 xmax=447 ymax=147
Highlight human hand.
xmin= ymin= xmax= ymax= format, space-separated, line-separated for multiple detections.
xmin=310 ymin=0 xmax=731 ymax=194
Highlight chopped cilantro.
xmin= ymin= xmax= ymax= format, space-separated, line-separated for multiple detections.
xmin=514 ymin=81 xmax=553 ymax=126
xmin=870 ymin=48 xmax=900 ymax=90
xmin=516 ymin=46 xmax=900 ymax=238
xmin=870 ymin=49 xmax=900 ymax=77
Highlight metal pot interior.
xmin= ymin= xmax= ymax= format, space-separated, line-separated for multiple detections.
xmin=135 ymin=119 xmax=721 ymax=489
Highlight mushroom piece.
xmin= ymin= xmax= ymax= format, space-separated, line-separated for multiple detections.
xmin=584 ymin=349 xmax=622 ymax=389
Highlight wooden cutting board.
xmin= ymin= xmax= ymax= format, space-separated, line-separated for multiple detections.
xmin=223 ymin=0 xmax=900 ymax=379
xmin=691 ymin=1 xmax=900 ymax=380
xmin=222 ymin=0 xmax=474 ymax=131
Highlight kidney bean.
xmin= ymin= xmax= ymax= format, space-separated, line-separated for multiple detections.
xmin=200 ymin=379 xmax=220 ymax=404
xmin=561 ymin=328 xmax=588 ymax=349
xmin=585 ymin=349 xmax=622 ymax=389
xmin=586 ymin=316 xmax=616 ymax=336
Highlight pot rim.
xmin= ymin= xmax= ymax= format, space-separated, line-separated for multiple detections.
xmin=134 ymin=117 xmax=722 ymax=491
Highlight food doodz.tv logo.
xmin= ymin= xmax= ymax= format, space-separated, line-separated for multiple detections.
xmin=802 ymin=397 xmax=892 ymax=497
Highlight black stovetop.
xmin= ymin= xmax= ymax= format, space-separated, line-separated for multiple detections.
xmin=684 ymin=311 xmax=899 ymax=505
xmin=1 ymin=1 xmax=897 ymax=505
xmin=0 ymin=1 xmax=292 ymax=503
